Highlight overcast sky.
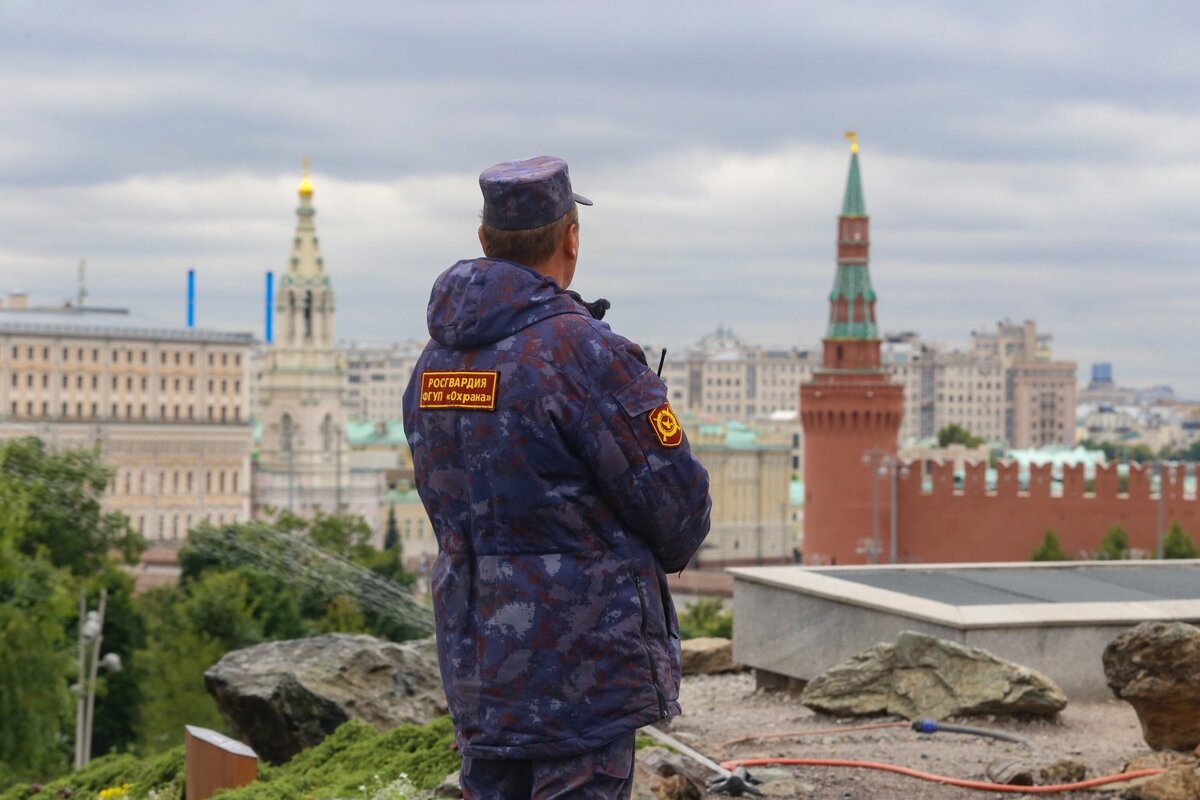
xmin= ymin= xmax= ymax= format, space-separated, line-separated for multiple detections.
xmin=1 ymin=1 xmax=1198 ymax=394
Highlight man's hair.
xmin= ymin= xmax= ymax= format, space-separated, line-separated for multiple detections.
xmin=480 ymin=207 xmax=578 ymax=267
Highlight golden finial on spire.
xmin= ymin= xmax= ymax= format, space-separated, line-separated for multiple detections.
xmin=298 ymin=156 xmax=314 ymax=197
xmin=844 ymin=131 xmax=859 ymax=154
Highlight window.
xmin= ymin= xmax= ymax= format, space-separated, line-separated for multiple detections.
xmin=231 ymin=471 xmax=238 ymax=493
xmin=222 ymin=353 xmax=228 ymax=366
xmin=91 ymin=376 xmax=97 ymax=389
xmin=174 ymin=352 xmax=180 ymax=365
xmin=219 ymin=471 xmax=225 ymax=493
xmin=322 ymin=414 xmax=335 ymax=452
xmin=126 ymin=376 xmax=133 ymax=391
xmin=41 ymin=374 xmax=47 ymax=388
xmin=281 ymin=414 xmax=294 ymax=455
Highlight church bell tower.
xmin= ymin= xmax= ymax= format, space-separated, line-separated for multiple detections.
xmin=255 ymin=161 xmax=352 ymax=516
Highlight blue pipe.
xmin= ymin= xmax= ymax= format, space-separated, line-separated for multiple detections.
xmin=187 ymin=269 xmax=195 ymax=327
xmin=265 ymin=271 xmax=274 ymax=343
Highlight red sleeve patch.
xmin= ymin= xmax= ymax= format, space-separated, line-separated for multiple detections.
xmin=648 ymin=403 xmax=683 ymax=447
xmin=418 ymin=371 xmax=498 ymax=410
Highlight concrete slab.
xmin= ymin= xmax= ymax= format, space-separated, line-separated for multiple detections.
xmin=730 ymin=560 xmax=1200 ymax=700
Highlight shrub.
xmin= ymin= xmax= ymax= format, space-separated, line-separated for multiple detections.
xmin=678 ymin=597 xmax=732 ymax=639
xmin=1162 ymin=520 xmax=1198 ymax=559
xmin=1031 ymin=529 xmax=1068 ymax=561
xmin=1098 ymin=525 xmax=1130 ymax=560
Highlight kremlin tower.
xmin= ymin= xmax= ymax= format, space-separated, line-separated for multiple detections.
xmin=799 ymin=134 xmax=904 ymax=565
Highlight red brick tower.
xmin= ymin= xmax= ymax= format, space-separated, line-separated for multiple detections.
xmin=800 ymin=133 xmax=904 ymax=565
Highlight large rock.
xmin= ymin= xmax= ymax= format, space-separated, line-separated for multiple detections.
xmin=680 ymin=637 xmax=738 ymax=675
xmin=801 ymin=630 xmax=1067 ymax=719
xmin=1104 ymin=621 xmax=1200 ymax=752
xmin=204 ymin=633 xmax=446 ymax=764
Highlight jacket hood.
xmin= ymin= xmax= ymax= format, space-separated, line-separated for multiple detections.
xmin=426 ymin=258 xmax=584 ymax=348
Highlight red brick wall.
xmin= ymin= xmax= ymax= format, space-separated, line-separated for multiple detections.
xmin=894 ymin=461 xmax=1197 ymax=562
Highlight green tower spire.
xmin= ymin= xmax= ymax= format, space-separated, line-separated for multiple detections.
xmin=825 ymin=131 xmax=877 ymax=341
xmin=841 ymin=133 xmax=866 ymax=217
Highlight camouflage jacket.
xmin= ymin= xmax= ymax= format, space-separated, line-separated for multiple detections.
xmin=403 ymin=257 xmax=711 ymax=760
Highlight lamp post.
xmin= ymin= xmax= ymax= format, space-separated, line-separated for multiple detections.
xmin=863 ymin=449 xmax=906 ymax=564
xmin=73 ymin=588 xmax=122 ymax=769
xmin=1155 ymin=460 xmax=1169 ymax=559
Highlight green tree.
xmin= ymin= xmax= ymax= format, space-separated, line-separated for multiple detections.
xmin=132 ymin=587 xmax=227 ymax=753
xmin=384 ymin=506 xmax=400 ymax=551
xmin=0 ymin=437 xmax=144 ymax=573
xmin=0 ymin=475 xmax=74 ymax=786
xmin=1161 ymin=520 xmax=1198 ymax=559
xmin=1099 ymin=524 xmax=1131 ymax=560
xmin=0 ymin=438 xmax=149 ymax=775
xmin=936 ymin=424 xmax=985 ymax=449
xmin=1031 ymin=528 xmax=1068 ymax=561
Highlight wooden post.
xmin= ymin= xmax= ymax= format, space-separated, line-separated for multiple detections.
xmin=184 ymin=726 xmax=258 ymax=800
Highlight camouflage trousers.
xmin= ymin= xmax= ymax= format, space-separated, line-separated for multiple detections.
xmin=460 ymin=731 xmax=636 ymax=799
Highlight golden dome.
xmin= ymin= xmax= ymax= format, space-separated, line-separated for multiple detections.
xmin=298 ymin=157 xmax=313 ymax=197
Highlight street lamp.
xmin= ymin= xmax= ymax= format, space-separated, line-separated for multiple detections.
xmin=862 ymin=449 xmax=908 ymax=564
xmin=73 ymin=588 xmax=121 ymax=770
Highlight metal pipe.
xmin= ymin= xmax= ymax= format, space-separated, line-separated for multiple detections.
xmin=187 ymin=269 xmax=196 ymax=328
xmin=73 ymin=590 xmax=86 ymax=770
xmin=265 ymin=271 xmax=275 ymax=344
xmin=889 ymin=461 xmax=898 ymax=564
xmin=870 ymin=454 xmax=880 ymax=564
xmin=1156 ymin=461 xmax=1166 ymax=558
xmin=83 ymin=588 xmax=108 ymax=766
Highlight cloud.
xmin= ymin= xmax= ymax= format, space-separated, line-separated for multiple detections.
xmin=0 ymin=1 xmax=1199 ymax=394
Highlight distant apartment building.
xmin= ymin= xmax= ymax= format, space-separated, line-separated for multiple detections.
xmin=0 ymin=301 xmax=254 ymax=543
xmin=344 ymin=340 xmax=425 ymax=421
xmin=880 ymin=321 xmax=1075 ymax=449
xmin=658 ymin=326 xmax=817 ymax=419
xmin=688 ymin=419 xmax=794 ymax=566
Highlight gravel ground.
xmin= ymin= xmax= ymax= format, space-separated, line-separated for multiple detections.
xmin=656 ymin=671 xmax=1154 ymax=799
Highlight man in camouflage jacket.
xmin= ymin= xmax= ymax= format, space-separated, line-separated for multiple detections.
xmin=403 ymin=156 xmax=711 ymax=798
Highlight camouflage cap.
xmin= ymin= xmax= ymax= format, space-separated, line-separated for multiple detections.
xmin=479 ymin=156 xmax=592 ymax=231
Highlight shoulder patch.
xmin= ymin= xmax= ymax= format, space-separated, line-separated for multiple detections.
xmin=648 ymin=403 xmax=683 ymax=448
xmin=419 ymin=371 xmax=498 ymax=410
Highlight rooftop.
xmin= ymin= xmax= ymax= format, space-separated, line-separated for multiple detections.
xmin=0 ymin=307 xmax=255 ymax=345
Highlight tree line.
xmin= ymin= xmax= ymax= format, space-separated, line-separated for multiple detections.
xmin=0 ymin=437 xmax=419 ymax=791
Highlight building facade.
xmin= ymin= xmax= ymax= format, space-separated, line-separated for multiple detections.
xmin=658 ymin=327 xmax=817 ymax=420
xmin=0 ymin=303 xmax=254 ymax=542
xmin=253 ymin=168 xmax=382 ymax=526
xmin=344 ymin=340 xmax=425 ymax=421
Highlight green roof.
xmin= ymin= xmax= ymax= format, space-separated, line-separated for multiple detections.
xmin=825 ymin=264 xmax=879 ymax=340
xmin=347 ymin=420 xmax=407 ymax=446
xmin=696 ymin=420 xmax=789 ymax=451
xmin=841 ymin=151 xmax=866 ymax=217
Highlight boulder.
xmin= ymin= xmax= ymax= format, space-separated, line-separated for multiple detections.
xmin=1103 ymin=622 xmax=1200 ymax=752
xmin=801 ymin=630 xmax=1067 ymax=720
xmin=680 ymin=637 xmax=739 ymax=675
xmin=1038 ymin=758 xmax=1087 ymax=785
xmin=204 ymin=633 xmax=446 ymax=764
xmin=1119 ymin=765 xmax=1200 ymax=800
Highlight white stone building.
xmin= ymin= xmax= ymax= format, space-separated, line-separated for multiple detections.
xmin=252 ymin=168 xmax=384 ymax=528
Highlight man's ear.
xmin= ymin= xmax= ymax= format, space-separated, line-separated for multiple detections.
xmin=477 ymin=225 xmax=486 ymax=251
xmin=564 ymin=223 xmax=579 ymax=261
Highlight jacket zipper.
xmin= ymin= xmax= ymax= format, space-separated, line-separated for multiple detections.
xmin=633 ymin=574 xmax=668 ymax=719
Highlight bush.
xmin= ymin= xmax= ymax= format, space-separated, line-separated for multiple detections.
xmin=678 ymin=597 xmax=732 ymax=639
xmin=0 ymin=718 xmax=458 ymax=800
xmin=1162 ymin=520 xmax=1198 ymax=559
xmin=1031 ymin=529 xmax=1068 ymax=561
xmin=1098 ymin=525 xmax=1130 ymax=560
